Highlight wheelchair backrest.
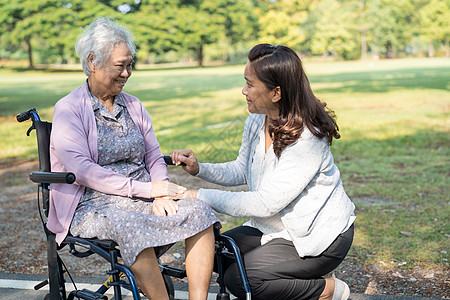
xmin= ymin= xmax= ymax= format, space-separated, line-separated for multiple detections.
xmin=34 ymin=120 xmax=52 ymax=172
xmin=17 ymin=109 xmax=53 ymax=218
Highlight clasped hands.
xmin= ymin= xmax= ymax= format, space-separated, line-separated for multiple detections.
xmin=150 ymin=149 xmax=199 ymax=216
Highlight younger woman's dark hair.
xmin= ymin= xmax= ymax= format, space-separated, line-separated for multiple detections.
xmin=248 ymin=44 xmax=340 ymax=157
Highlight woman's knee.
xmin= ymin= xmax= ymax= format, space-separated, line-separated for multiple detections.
xmin=185 ymin=225 xmax=215 ymax=255
xmin=189 ymin=224 xmax=214 ymax=241
xmin=223 ymin=263 xmax=269 ymax=300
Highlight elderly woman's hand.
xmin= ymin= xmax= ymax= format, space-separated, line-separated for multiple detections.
xmin=170 ymin=150 xmax=200 ymax=176
xmin=151 ymin=181 xmax=186 ymax=198
xmin=152 ymin=198 xmax=179 ymax=216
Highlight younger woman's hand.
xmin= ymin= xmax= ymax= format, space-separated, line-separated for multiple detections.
xmin=170 ymin=150 xmax=200 ymax=175
xmin=150 ymin=181 xmax=186 ymax=198
xmin=152 ymin=198 xmax=179 ymax=216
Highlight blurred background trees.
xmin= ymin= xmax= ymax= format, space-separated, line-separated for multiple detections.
xmin=0 ymin=0 xmax=448 ymax=68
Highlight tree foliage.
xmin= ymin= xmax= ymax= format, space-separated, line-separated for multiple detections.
xmin=309 ymin=0 xmax=360 ymax=59
xmin=0 ymin=0 xmax=448 ymax=67
xmin=364 ymin=0 xmax=418 ymax=57
xmin=419 ymin=0 xmax=450 ymax=56
xmin=176 ymin=0 xmax=257 ymax=66
xmin=0 ymin=0 xmax=118 ymax=67
xmin=257 ymin=0 xmax=310 ymax=48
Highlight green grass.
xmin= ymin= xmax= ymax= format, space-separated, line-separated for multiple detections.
xmin=0 ymin=58 xmax=449 ymax=271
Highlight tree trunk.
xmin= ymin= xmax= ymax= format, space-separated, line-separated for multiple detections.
xmin=197 ymin=42 xmax=204 ymax=67
xmin=361 ymin=28 xmax=367 ymax=60
xmin=428 ymin=42 xmax=435 ymax=57
xmin=360 ymin=0 xmax=367 ymax=60
xmin=25 ymin=37 xmax=34 ymax=69
xmin=385 ymin=41 xmax=393 ymax=58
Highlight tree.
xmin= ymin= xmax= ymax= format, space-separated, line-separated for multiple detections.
xmin=359 ymin=0 xmax=368 ymax=59
xmin=309 ymin=0 xmax=360 ymax=59
xmin=120 ymin=0 xmax=257 ymax=66
xmin=123 ymin=0 xmax=183 ymax=64
xmin=177 ymin=0 xmax=257 ymax=66
xmin=258 ymin=0 xmax=311 ymax=50
xmin=0 ymin=0 xmax=118 ymax=68
xmin=0 ymin=0 xmax=70 ymax=68
xmin=176 ymin=3 xmax=224 ymax=66
xmin=212 ymin=0 xmax=258 ymax=62
xmin=365 ymin=0 xmax=416 ymax=58
xmin=419 ymin=0 xmax=450 ymax=57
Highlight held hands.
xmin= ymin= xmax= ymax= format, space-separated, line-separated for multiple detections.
xmin=152 ymin=190 xmax=198 ymax=216
xmin=150 ymin=150 xmax=200 ymax=216
xmin=150 ymin=181 xmax=186 ymax=198
xmin=170 ymin=150 xmax=199 ymax=176
xmin=150 ymin=181 xmax=185 ymax=216
xmin=150 ymin=181 xmax=198 ymax=216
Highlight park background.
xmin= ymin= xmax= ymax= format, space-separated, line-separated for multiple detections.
xmin=0 ymin=0 xmax=449 ymax=297
xmin=1 ymin=0 xmax=449 ymax=67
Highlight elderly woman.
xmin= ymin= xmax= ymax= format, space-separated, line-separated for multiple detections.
xmin=172 ymin=44 xmax=356 ymax=300
xmin=47 ymin=17 xmax=218 ymax=300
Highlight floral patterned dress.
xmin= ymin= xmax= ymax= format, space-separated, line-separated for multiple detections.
xmin=70 ymin=93 xmax=219 ymax=267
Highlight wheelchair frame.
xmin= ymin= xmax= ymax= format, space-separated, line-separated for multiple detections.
xmin=17 ymin=108 xmax=251 ymax=300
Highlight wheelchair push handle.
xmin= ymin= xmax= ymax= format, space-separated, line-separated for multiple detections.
xmin=16 ymin=108 xmax=41 ymax=123
xmin=30 ymin=171 xmax=76 ymax=184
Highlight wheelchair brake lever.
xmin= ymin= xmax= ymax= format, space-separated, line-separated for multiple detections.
xmin=26 ymin=124 xmax=35 ymax=136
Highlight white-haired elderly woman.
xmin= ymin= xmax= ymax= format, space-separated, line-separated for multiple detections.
xmin=47 ymin=17 xmax=219 ymax=300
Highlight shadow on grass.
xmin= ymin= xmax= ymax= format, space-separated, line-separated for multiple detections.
xmin=310 ymin=65 xmax=450 ymax=94
xmin=330 ymin=129 xmax=449 ymax=213
xmin=333 ymin=128 xmax=449 ymax=159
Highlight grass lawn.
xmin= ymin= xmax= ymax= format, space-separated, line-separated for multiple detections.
xmin=0 ymin=57 xmax=448 ymax=272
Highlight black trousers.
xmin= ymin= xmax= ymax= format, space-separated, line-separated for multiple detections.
xmin=220 ymin=224 xmax=354 ymax=300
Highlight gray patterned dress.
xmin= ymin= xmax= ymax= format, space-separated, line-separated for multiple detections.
xmin=70 ymin=93 xmax=219 ymax=267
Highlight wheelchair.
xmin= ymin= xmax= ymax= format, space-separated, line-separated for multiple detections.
xmin=17 ymin=108 xmax=251 ymax=300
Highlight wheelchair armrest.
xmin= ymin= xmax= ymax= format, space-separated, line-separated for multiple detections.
xmin=30 ymin=171 xmax=76 ymax=184
xmin=163 ymin=155 xmax=175 ymax=165
xmin=163 ymin=155 xmax=186 ymax=166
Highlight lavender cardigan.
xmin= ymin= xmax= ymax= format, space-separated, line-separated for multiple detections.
xmin=48 ymin=82 xmax=168 ymax=245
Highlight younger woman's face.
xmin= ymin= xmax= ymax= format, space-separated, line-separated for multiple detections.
xmin=242 ymin=62 xmax=280 ymax=118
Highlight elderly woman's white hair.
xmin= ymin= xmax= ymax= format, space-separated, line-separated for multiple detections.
xmin=75 ymin=17 xmax=136 ymax=76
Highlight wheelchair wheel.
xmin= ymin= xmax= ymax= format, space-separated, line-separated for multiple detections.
xmin=163 ymin=274 xmax=175 ymax=300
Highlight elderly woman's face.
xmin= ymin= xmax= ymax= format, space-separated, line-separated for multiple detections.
xmin=89 ymin=42 xmax=133 ymax=97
